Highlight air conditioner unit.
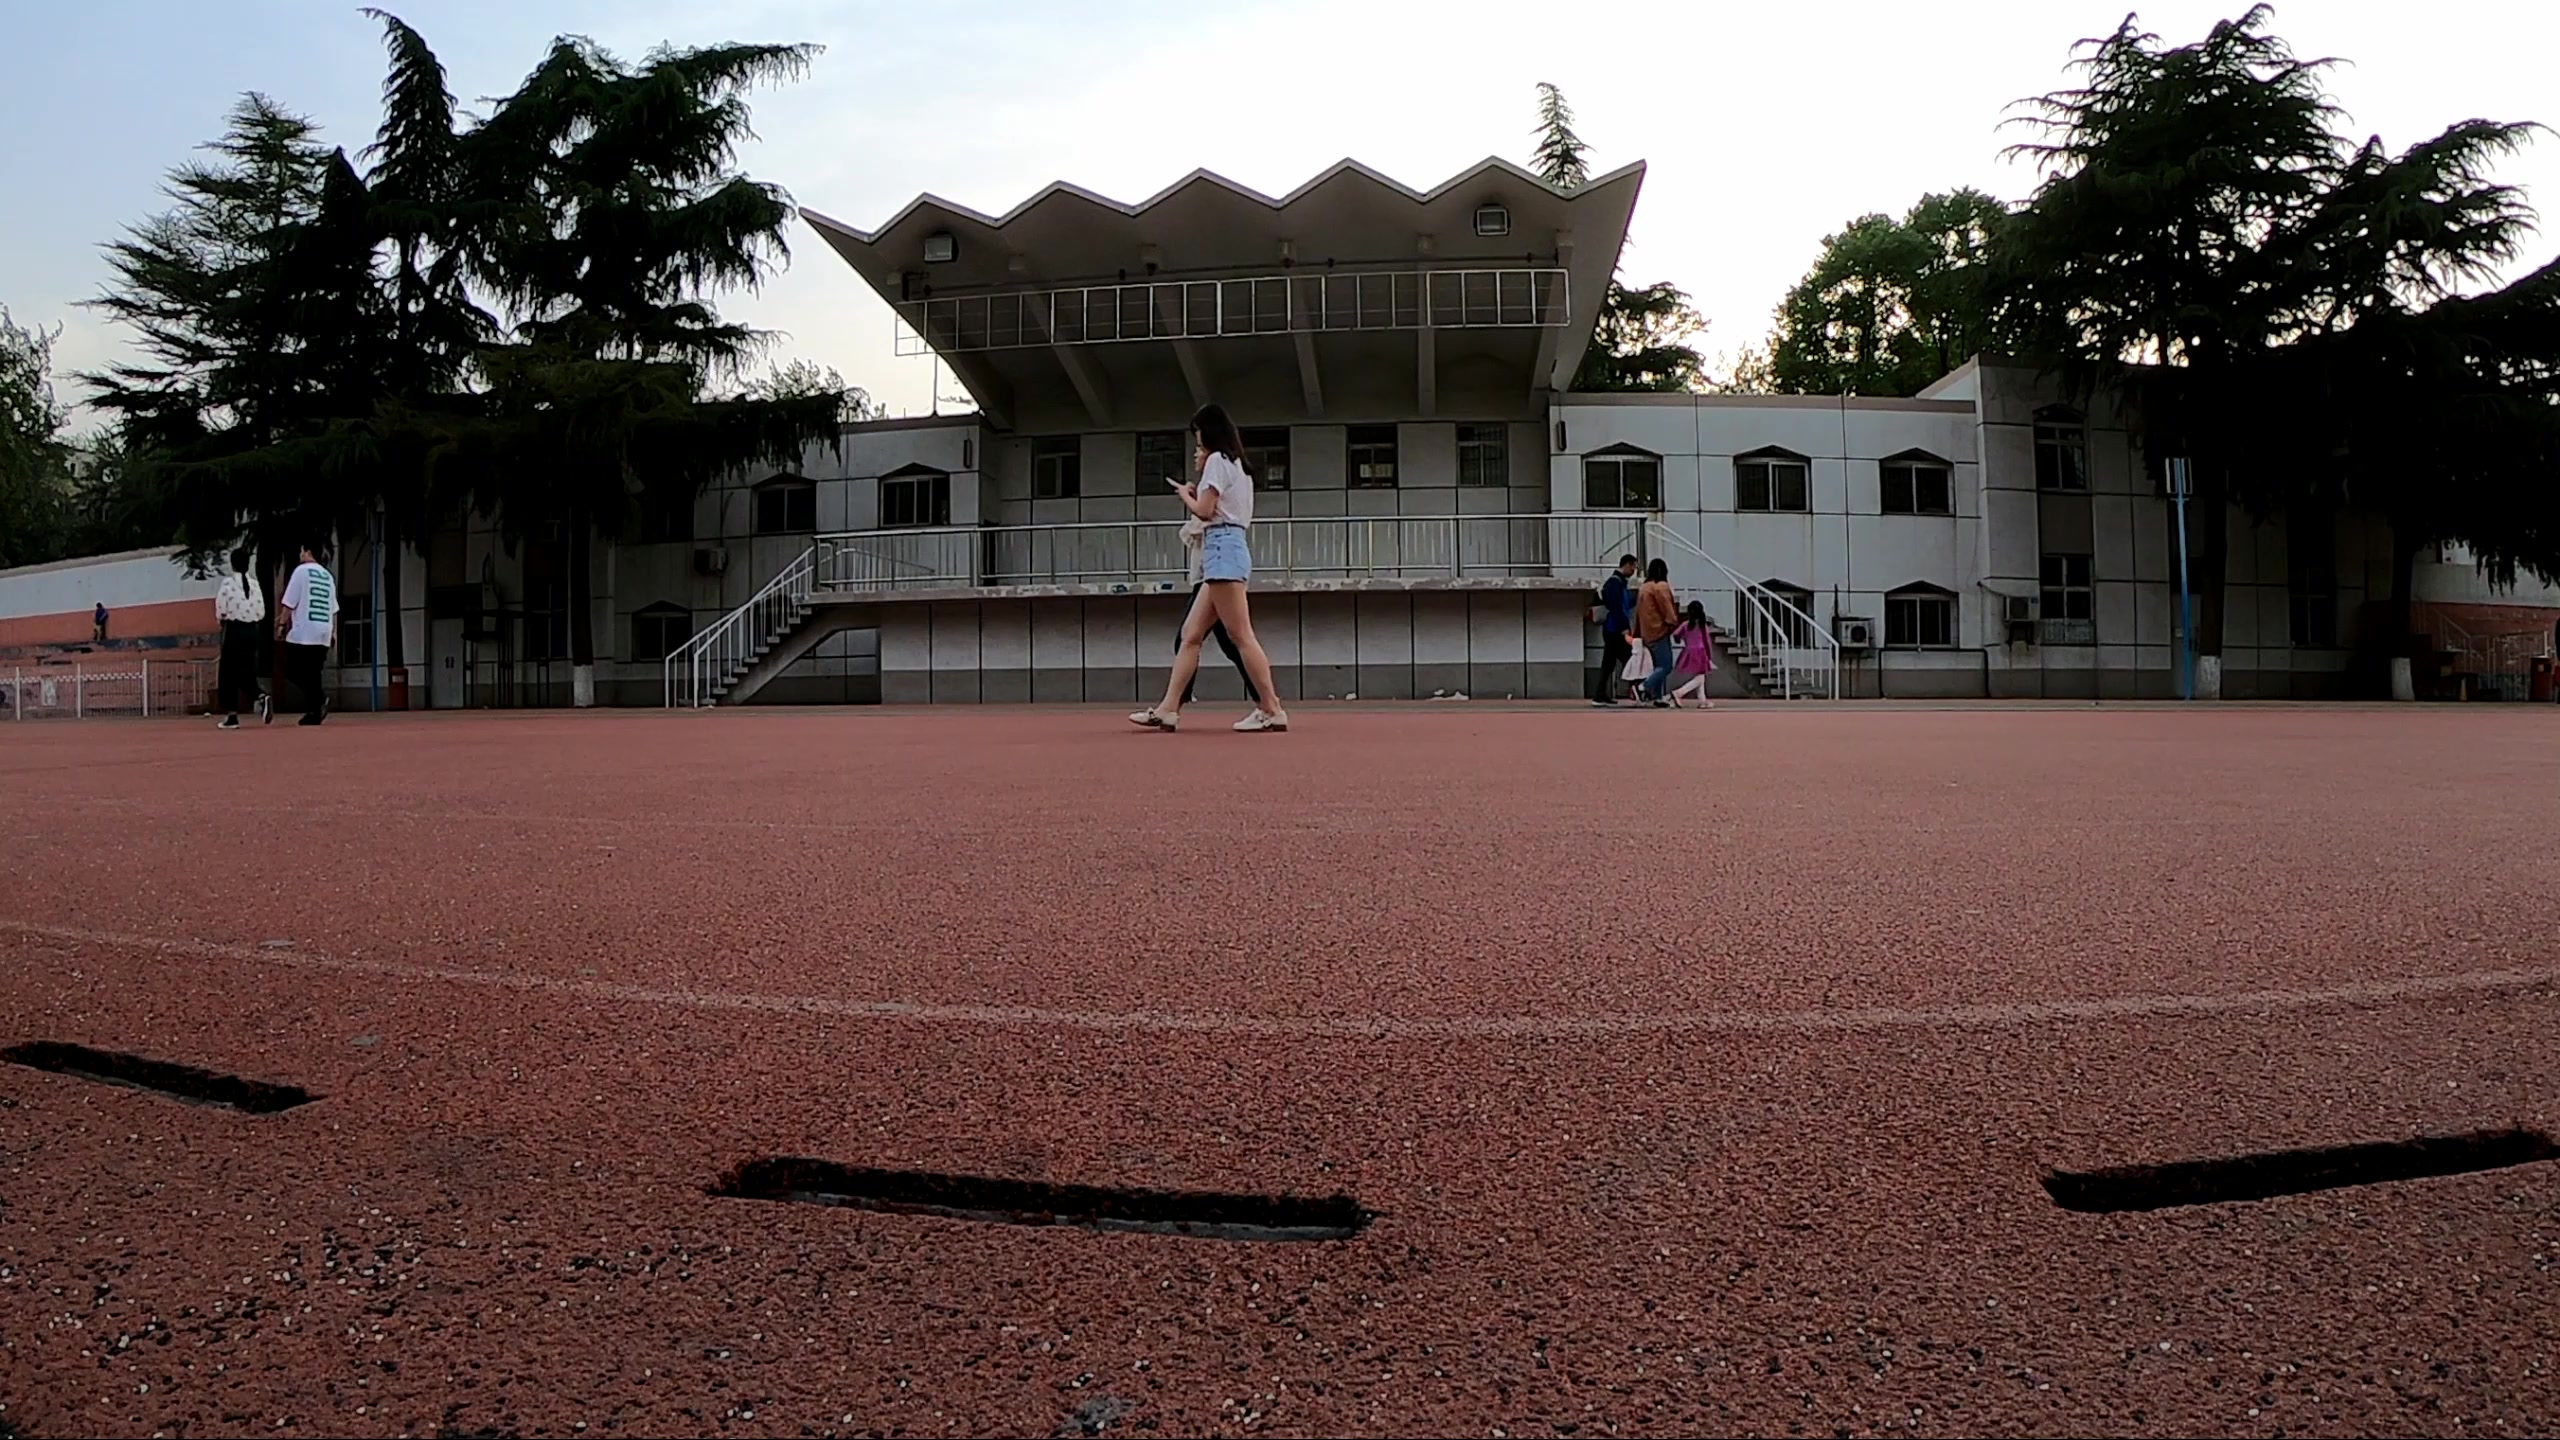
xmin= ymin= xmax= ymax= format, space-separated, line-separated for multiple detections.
xmin=1837 ymin=617 xmax=1876 ymax=650
xmin=1472 ymin=202 xmax=1511 ymax=238
xmin=693 ymin=547 xmax=730 ymax=576
xmin=2003 ymin=595 xmax=2036 ymax=624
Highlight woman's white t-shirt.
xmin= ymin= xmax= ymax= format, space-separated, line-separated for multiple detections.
xmin=1198 ymin=452 xmax=1253 ymax=529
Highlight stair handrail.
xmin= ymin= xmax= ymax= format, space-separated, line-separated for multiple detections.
xmin=664 ymin=540 xmax=830 ymax=708
xmin=1644 ymin=521 xmax=1841 ymax=700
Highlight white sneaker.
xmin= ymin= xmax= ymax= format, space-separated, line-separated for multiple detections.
xmin=1128 ymin=708 xmax=1177 ymax=731
xmin=1233 ymin=709 xmax=1288 ymax=733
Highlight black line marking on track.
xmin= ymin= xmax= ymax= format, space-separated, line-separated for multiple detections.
xmin=1 ymin=1041 xmax=316 ymax=1114
xmin=712 ymin=1156 xmax=1372 ymax=1243
xmin=2044 ymin=1126 xmax=2559 ymax=1213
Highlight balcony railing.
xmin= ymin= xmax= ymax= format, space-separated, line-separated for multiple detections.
xmin=816 ymin=513 xmax=1647 ymax=592
xmin=894 ymin=267 xmax=1571 ymax=356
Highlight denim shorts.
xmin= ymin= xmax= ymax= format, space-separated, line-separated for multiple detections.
xmin=1201 ymin=525 xmax=1252 ymax=583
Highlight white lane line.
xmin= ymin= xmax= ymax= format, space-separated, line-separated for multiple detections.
xmin=3 ymin=917 xmax=2554 ymax=1041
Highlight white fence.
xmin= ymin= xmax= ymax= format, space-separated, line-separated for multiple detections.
xmin=816 ymin=513 xmax=1651 ymax=594
xmin=4 ymin=659 xmax=217 ymax=720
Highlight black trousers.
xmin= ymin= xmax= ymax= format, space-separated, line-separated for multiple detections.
xmin=285 ymin=642 xmax=330 ymax=722
xmin=1595 ymin=629 xmax=1633 ymax=702
xmin=1177 ymin=582 xmax=1258 ymax=707
xmin=218 ymin=621 xmax=263 ymax=715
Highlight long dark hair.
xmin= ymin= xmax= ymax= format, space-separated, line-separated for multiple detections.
xmin=1191 ymin=403 xmax=1252 ymax=478
xmin=1683 ymin=600 xmax=1707 ymax=631
xmin=1645 ymin=558 xmax=1668 ymax=583
xmin=231 ymin=547 xmax=253 ymax=577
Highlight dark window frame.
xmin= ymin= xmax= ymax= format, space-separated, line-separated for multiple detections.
xmin=752 ymin=474 xmax=818 ymax=536
xmin=2039 ymin=551 xmax=2095 ymax=643
xmin=335 ymin=590 xmax=376 ymax=666
xmin=1032 ymin=437 xmax=1082 ymax=500
xmin=636 ymin=484 xmax=696 ymax=544
xmin=1583 ymin=446 xmax=1662 ymax=510
xmin=631 ymin=602 xmax=693 ymax=663
xmin=1757 ymin=581 xmax=1818 ymax=649
xmin=2033 ymin=408 xmax=2089 ymax=493
xmin=1348 ymin=425 xmax=1400 ymax=489
xmin=1736 ymin=448 xmax=1811 ymax=513
xmin=1456 ymin=423 xmax=1509 ymax=488
xmin=880 ymin=466 xmax=952 ymax=529
xmin=1883 ymin=584 xmax=1957 ymax=649
xmin=1879 ymin=451 xmax=1954 ymax=516
xmin=1136 ymin=431 xmax=1188 ymax=492
xmin=1242 ymin=427 xmax=1291 ymax=491
xmin=2287 ymin=509 xmax=2338 ymax=648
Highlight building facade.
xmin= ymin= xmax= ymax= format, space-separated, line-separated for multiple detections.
xmin=12 ymin=153 xmax=2554 ymax=709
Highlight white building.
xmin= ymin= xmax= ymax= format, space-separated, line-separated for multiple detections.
xmin=256 ymin=155 xmax=2559 ymax=706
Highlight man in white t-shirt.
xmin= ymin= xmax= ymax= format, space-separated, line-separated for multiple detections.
xmin=276 ymin=541 xmax=338 ymax=726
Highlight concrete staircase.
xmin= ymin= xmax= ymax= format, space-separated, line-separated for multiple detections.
xmin=1709 ymin=621 xmax=1786 ymax=698
xmin=704 ymin=595 xmax=814 ymax=704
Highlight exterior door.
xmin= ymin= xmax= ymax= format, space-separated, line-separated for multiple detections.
xmin=430 ymin=618 xmax=466 ymax=708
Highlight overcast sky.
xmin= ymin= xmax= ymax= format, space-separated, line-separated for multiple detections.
xmin=5 ymin=0 xmax=2556 ymax=423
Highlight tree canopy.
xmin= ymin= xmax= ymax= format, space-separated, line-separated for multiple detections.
xmin=1 ymin=306 xmax=76 ymax=569
xmin=1765 ymin=188 xmax=2010 ymax=396
xmin=72 ymin=12 xmax=846 ymax=698
xmin=1990 ymin=3 xmax=2560 ymax=652
xmin=1529 ymin=83 xmax=1710 ymax=392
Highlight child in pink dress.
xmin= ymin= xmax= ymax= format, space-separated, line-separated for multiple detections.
xmin=1669 ymin=601 xmax=1716 ymax=709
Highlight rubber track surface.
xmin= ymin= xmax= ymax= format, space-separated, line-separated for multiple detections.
xmin=3 ymin=704 xmax=2556 ymax=1438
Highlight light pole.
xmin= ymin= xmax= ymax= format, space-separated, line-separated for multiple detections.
xmin=2169 ymin=457 xmax=2196 ymax=702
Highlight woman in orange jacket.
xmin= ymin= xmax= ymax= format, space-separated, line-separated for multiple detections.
xmin=1634 ymin=558 xmax=1679 ymax=705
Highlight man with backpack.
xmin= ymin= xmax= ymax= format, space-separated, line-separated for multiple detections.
xmin=1591 ymin=554 xmax=1639 ymax=706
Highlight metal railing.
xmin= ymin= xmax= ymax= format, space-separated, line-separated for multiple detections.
xmin=816 ymin=513 xmax=1650 ymax=592
xmin=662 ymin=540 xmax=832 ymax=708
xmin=1645 ymin=522 xmax=1842 ymax=700
xmin=2423 ymin=606 xmax=2554 ymax=701
xmin=6 ymin=658 xmax=217 ymax=720
xmin=653 ymin=510 xmax=1856 ymax=708
xmin=895 ymin=267 xmax=1571 ymax=356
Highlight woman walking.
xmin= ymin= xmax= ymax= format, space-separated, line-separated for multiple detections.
xmin=1634 ymin=558 xmax=1679 ymax=706
xmin=213 ymin=546 xmax=266 ymax=729
xmin=1174 ymin=508 xmax=1260 ymax=715
xmin=1130 ymin=404 xmax=1288 ymax=733
xmin=1667 ymin=600 xmax=1717 ymax=708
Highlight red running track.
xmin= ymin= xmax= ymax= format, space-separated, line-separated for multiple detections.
xmin=2 ymin=703 xmax=2557 ymax=1439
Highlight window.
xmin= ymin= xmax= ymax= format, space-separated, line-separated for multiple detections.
xmin=1582 ymin=447 xmax=1661 ymax=510
xmin=880 ymin=466 xmax=951 ymax=529
xmin=1032 ymin=437 xmax=1081 ymax=499
xmin=2034 ymin=409 xmax=2088 ymax=492
xmin=1756 ymin=583 xmax=1817 ymax=649
xmin=2039 ymin=552 xmax=2094 ymax=643
xmin=520 ymin=534 xmax=570 ymax=662
xmin=1736 ymin=448 xmax=1811 ymax=512
xmin=2288 ymin=509 xmax=2337 ymax=648
xmin=631 ymin=602 xmax=692 ymax=663
xmin=753 ymin=475 xmax=817 ymax=535
xmin=1243 ymin=427 xmax=1291 ymax=491
xmin=1348 ymin=425 xmax=1399 ymax=488
xmin=1136 ymin=431 xmax=1187 ymax=491
xmin=637 ymin=484 xmax=695 ymax=544
xmin=336 ymin=591 xmax=375 ymax=666
xmin=1884 ymin=584 xmax=1956 ymax=648
xmin=1879 ymin=452 xmax=1953 ymax=516
xmin=1457 ymin=423 xmax=1508 ymax=487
